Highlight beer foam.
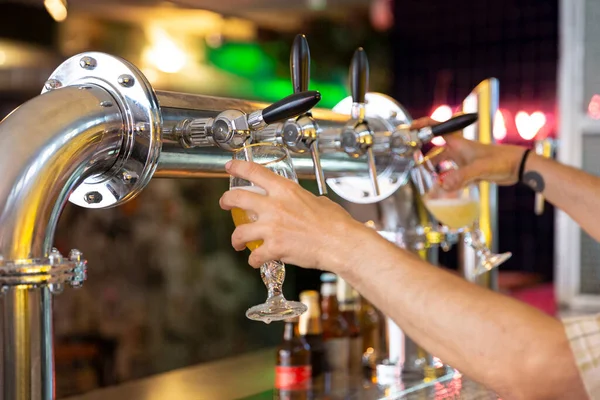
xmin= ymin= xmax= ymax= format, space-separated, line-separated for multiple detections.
xmin=231 ymin=186 xmax=267 ymax=196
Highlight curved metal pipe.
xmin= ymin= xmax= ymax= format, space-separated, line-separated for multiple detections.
xmin=0 ymin=85 xmax=123 ymax=259
xmin=0 ymin=84 xmax=123 ymax=400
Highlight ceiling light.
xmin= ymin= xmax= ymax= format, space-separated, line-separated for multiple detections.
xmin=44 ymin=0 xmax=67 ymax=22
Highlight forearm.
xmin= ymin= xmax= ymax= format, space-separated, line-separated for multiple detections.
xmin=334 ymin=227 xmax=585 ymax=399
xmin=525 ymin=154 xmax=600 ymax=241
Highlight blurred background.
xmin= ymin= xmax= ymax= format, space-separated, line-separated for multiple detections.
xmin=0 ymin=0 xmax=564 ymax=397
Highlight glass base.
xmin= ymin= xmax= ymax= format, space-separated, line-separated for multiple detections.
xmin=473 ymin=251 xmax=512 ymax=276
xmin=245 ymin=294 xmax=307 ymax=324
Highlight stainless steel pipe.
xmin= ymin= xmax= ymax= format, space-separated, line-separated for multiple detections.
xmin=155 ymin=90 xmax=372 ymax=179
xmin=0 ymin=85 xmax=123 ymax=258
xmin=155 ymin=143 xmax=371 ymax=179
xmin=0 ymin=84 xmax=124 ymax=400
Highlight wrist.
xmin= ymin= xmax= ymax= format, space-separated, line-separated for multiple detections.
xmin=517 ymin=148 xmax=532 ymax=182
xmin=508 ymin=145 xmax=530 ymax=183
xmin=520 ymin=153 xmax=546 ymax=192
xmin=320 ymin=221 xmax=377 ymax=275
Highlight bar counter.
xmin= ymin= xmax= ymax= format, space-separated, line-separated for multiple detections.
xmin=66 ymin=349 xmax=499 ymax=399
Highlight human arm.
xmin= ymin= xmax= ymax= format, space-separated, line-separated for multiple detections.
xmin=219 ymin=160 xmax=587 ymax=400
xmin=341 ymin=232 xmax=586 ymax=400
xmin=414 ymin=116 xmax=600 ymax=242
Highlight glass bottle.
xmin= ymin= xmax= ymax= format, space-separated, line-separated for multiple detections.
xmin=275 ymin=316 xmax=312 ymax=399
xmin=359 ymin=296 xmax=381 ymax=370
xmin=337 ymin=277 xmax=362 ymax=375
xmin=320 ymin=273 xmax=349 ymax=374
xmin=299 ymin=290 xmax=327 ymax=377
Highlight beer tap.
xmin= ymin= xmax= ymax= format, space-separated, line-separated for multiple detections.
xmin=390 ymin=112 xmax=479 ymax=156
xmin=265 ymin=34 xmax=328 ymax=195
xmin=340 ymin=48 xmax=380 ymax=196
xmin=175 ymin=90 xmax=321 ymax=151
xmin=284 ymin=35 xmax=328 ymax=195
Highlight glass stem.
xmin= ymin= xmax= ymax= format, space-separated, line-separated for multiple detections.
xmin=464 ymin=227 xmax=492 ymax=259
xmin=260 ymin=260 xmax=285 ymax=298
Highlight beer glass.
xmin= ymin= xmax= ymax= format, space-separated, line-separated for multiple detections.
xmin=412 ymin=148 xmax=512 ymax=277
xmin=230 ymin=143 xmax=307 ymax=323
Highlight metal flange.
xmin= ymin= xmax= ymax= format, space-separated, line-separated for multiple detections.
xmin=0 ymin=248 xmax=87 ymax=291
xmin=329 ymin=93 xmax=413 ymax=204
xmin=42 ymin=52 xmax=162 ymax=209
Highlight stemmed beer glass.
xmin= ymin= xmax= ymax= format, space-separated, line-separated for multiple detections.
xmin=412 ymin=148 xmax=512 ymax=277
xmin=230 ymin=142 xmax=307 ymax=323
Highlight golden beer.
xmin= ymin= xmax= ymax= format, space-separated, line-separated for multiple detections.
xmin=230 ymin=186 xmax=267 ymax=251
xmin=424 ymin=197 xmax=480 ymax=229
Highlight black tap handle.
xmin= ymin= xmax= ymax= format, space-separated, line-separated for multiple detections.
xmin=431 ymin=113 xmax=478 ymax=136
xmin=291 ymin=34 xmax=310 ymax=94
xmin=262 ymin=91 xmax=321 ymax=125
xmin=350 ymin=48 xmax=368 ymax=104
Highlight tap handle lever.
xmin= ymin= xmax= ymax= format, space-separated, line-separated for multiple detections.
xmin=348 ymin=47 xmax=378 ymax=195
xmin=408 ymin=113 xmax=479 ymax=153
xmin=248 ymin=91 xmax=321 ymax=130
xmin=291 ymin=34 xmax=310 ymax=94
xmin=262 ymin=91 xmax=321 ymax=125
xmin=430 ymin=113 xmax=478 ymax=137
xmin=288 ymin=34 xmax=328 ymax=195
xmin=350 ymin=47 xmax=368 ymax=108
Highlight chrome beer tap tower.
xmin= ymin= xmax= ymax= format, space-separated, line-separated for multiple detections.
xmin=0 ymin=33 xmax=489 ymax=399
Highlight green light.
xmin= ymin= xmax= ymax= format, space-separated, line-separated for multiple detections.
xmin=310 ymin=81 xmax=349 ymax=109
xmin=252 ymin=78 xmax=348 ymax=109
xmin=208 ymin=43 xmax=275 ymax=78
xmin=206 ymin=41 xmax=349 ymax=108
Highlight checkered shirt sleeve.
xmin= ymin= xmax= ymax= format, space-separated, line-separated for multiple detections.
xmin=564 ymin=314 xmax=600 ymax=399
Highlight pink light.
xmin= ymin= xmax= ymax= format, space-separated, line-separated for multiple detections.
xmin=431 ymin=105 xmax=452 ymax=122
xmin=431 ymin=136 xmax=446 ymax=146
xmin=430 ymin=105 xmax=452 ymax=146
xmin=515 ymin=111 xmax=546 ymax=141
xmin=493 ymin=109 xmax=507 ymax=141
xmin=588 ymin=95 xmax=600 ymax=119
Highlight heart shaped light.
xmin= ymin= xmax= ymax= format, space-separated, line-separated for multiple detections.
xmin=515 ymin=111 xmax=546 ymax=140
xmin=493 ymin=109 xmax=507 ymax=141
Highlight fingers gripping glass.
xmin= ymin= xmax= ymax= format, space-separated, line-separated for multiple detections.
xmin=412 ymin=148 xmax=512 ymax=278
xmin=230 ymin=143 xmax=307 ymax=323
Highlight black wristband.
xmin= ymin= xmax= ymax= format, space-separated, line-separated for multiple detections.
xmin=518 ymin=149 xmax=532 ymax=182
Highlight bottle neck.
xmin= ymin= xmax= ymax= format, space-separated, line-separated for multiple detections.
xmin=283 ymin=320 xmax=301 ymax=341
xmin=337 ymin=277 xmax=358 ymax=312
xmin=339 ymin=299 xmax=358 ymax=312
xmin=321 ymin=294 xmax=340 ymax=317
xmin=299 ymin=299 xmax=322 ymax=335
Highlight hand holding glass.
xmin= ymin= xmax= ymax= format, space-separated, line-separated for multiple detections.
xmin=413 ymin=148 xmax=512 ymax=277
xmin=230 ymin=143 xmax=307 ymax=323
